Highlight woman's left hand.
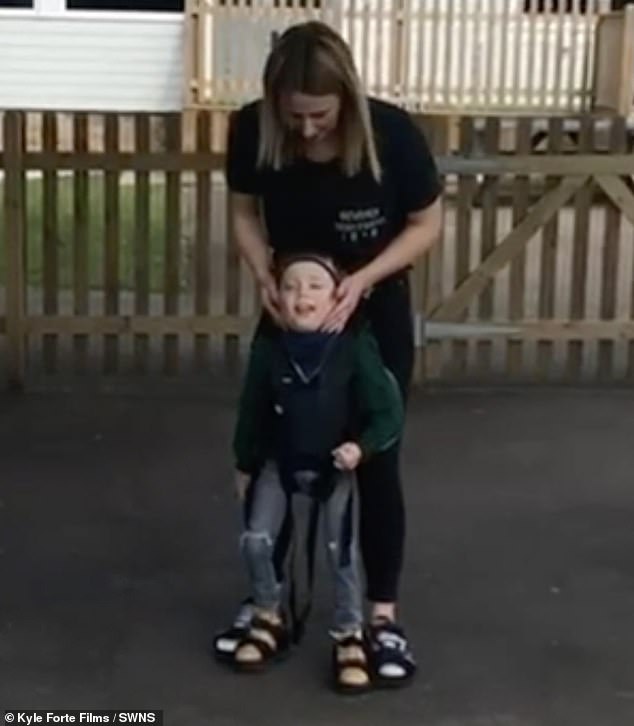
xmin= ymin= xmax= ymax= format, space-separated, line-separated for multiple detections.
xmin=321 ymin=272 xmax=368 ymax=333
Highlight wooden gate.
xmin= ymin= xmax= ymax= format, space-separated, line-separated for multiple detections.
xmin=417 ymin=115 xmax=634 ymax=383
xmin=2 ymin=111 xmax=634 ymax=388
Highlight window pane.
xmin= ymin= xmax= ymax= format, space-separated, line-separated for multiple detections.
xmin=523 ymin=0 xmax=589 ymax=10
xmin=67 ymin=0 xmax=183 ymax=10
xmin=0 ymin=0 xmax=33 ymax=7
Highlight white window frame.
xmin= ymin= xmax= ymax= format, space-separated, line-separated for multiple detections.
xmin=0 ymin=0 xmax=183 ymax=19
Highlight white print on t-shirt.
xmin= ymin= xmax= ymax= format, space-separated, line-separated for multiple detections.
xmin=335 ymin=207 xmax=386 ymax=244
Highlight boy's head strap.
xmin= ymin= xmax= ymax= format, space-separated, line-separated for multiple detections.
xmin=275 ymin=254 xmax=341 ymax=284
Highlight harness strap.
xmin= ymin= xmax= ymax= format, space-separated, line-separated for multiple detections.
xmin=288 ymin=493 xmax=321 ymax=644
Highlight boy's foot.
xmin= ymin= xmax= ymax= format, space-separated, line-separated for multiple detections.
xmin=212 ymin=598 xmax=255 ymax=662
xmin=234 ymin=611 xmax=290 ymax=672
xmin=331 ymin=629 xmax=372 ymax=695
xmin=365 ymin=617 xmax=417 ymax=688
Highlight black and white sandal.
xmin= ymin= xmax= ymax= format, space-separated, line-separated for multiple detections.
xmin=211 ymin=599 xmax=255 ymax=663
xmin=365 ymin=618 xmax=417 ymax=688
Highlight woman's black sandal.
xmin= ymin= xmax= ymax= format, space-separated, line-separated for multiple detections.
xmin=331 ymin=632 xmax=372 ymax=695
xmin=233 ymin=615 xmax=291 ymax=673
xmin=365 ymin=618 xmax=417 ymax=688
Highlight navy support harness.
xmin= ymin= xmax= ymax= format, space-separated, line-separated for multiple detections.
xmin=269 ymin=328 xmax=358 ymax=641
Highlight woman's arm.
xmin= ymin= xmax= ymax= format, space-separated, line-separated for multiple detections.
xmin=231 ymin=192 xmax=271 ymax=284
xmin=323 ymin=106 xmax=443 ymax=332
xmin=226 ymin=104 xmax=283 ymax=322
xmin=231 ymin=192 xmax=282 ymax=323
xmin=356 ymin=197 xmax=442 ymax=290
xmin=323 ymin=198 xmax=442 ymax=332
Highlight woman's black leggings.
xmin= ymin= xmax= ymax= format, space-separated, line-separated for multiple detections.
xmin=261 ymin=275 xmax=414 ymax=604
xmin=356 ymin=275 xmax=414 ymax=603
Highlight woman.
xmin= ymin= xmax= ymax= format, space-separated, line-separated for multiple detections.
xmin=216 ymin=20 xmax=442 ymax=687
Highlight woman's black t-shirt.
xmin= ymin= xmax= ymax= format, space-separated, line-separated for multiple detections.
xmin=225 ymin=98 xmax=442 ymax=271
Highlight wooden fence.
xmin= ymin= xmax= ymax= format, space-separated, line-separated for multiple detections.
xmin=2 ymin=110 xmax=634 ymax=389
xmin=186 ymin=0 xmax=617 ymax=114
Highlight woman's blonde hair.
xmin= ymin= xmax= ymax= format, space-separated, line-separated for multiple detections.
xmin=257 ymin=21 xmax=381 ymax=182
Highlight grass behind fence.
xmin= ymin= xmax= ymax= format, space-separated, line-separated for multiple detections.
xmin=0 ymin=176 xmax=169 ymax=292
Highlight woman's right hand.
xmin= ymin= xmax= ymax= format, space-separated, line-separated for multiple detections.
xmin=259 ymin=274 xmax=284 ymax=327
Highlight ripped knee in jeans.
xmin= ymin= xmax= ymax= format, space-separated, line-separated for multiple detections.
xmin=240 ymin=529 xmax=274 ymax=559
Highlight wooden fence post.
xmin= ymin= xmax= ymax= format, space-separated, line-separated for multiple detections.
xmin=4 ymin=111 xmax=26 ymax=391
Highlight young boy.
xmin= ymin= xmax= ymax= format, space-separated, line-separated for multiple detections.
xmin=225 ymin=254 xmax=403 ymax=693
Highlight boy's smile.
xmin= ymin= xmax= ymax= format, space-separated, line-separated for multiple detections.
xmin=295 ymin=300 xmax=316 ymax=315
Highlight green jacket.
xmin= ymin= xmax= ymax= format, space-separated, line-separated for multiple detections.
xmin=233 ymin=325 xmax=404 ymax=474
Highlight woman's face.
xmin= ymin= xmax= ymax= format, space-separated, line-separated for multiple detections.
xmin=281 ymin=92 xmax=341 ymax=146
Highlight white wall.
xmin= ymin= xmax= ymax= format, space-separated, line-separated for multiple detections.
xmin=0 ymin=13 xmax=184 ymax=111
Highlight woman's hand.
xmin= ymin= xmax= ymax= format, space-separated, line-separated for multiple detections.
xmin=258 ymin=273 xmax=284 ymax=327
xmin=234 ymin=470 xmax=251 ymax=501
xmin=321 ymin=272 xmax=368 ymax=333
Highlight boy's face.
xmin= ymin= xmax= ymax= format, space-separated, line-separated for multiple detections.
xmin=279 ymin=261 xmax=337 ymax=332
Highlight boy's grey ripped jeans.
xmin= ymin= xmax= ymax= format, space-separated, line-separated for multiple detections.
xmin=240 ymin=461 xmax=363 ymax=634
